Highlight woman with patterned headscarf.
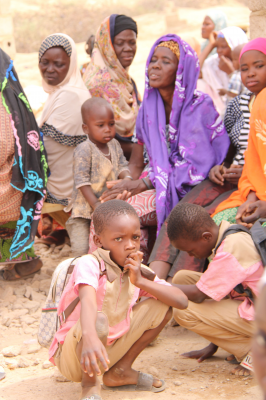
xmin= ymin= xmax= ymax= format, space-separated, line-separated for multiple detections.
xmin=83 ymin=14 xmax=140 ymax=159
xmin=100 ymin=34 xmax=230 ymax=263
xmin=0 ymin=49 xmax=47 ymax=280
xmin=38 ymin=33 xmax=90 ymax=231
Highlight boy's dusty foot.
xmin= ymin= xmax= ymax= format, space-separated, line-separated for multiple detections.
xmin=181 ymin=343 xmax=218 ymax=363
xmin=231 ymin=365 xmax=253 ymax=376
xmin=103 ymin=366 xmax=162 ymax=389
xmin=81 ymin=379 xmax=102 ymax=399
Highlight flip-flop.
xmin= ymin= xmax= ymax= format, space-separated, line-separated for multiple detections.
xmin=80 ymin=395 xmax=102 ymax=400
xmin=102 ymin=371 xmax=166 ymax=393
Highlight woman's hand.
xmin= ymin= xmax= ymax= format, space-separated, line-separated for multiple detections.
xmin=209 ymin=165 xmax=227 ymax=186
xmin=209 ymin=31 xmax=217 ymax=46
xmin=80 ymin=336 xmax=109 ymax=377
xmin=218 ymin=56 xmax=234 ymax=75
xmin=223 ymin=164 xmax=243 ymax=185
xmin=100 ymin=179 xmax=146 ymax=203
xmin=241 ymin=201 xmax=266 ymax=225
xmin=236 ymin=192 xmax=258 ymax=227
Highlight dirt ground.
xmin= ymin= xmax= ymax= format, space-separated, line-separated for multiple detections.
xmin=1 ymin=1 xmax=262 ymax=399
xmin=0 ymin=246 xmax=263 ymax=400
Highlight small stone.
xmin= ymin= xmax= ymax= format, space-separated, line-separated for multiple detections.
xmin=26 ymin=343 xmax=41 ymax=354
xmin=14 ymin=286 xmax=26 ymax=297
xmin=24 ymin=286 xmax=32 ymax=299
xmin=53 ymin=370 xmax=71 ymax=382
xmin=1 ymin=345 xmax=21 ymax=357
xmin=18 ymin=357 xmax=31 ymax=368
xmin=39 ymin=279 xmax=51 ymax=293
xmin=5 ymin=359 xmax=18 ymax=369
xmin=171 ymin=391 xmax=177 ymax=395
xmin=31 ymin=291 xmax=46 ymax=304
xmin=22 ymin=300 xmax=40 ymax=313
xmin=20 ymin=315 xmax=36 ymax=325
xmin=174 ymin=350 xmax=179 ymax=354
xmin=172 ymin=366 xmax=178 ymax=371
xmin=4 ymin=295 xmax=17 ymax=303
xmin=33 ymin=358 xmax=41 ymax=366
xmin=13 ymin=309 xmax=28 ymax=318
xmin=0 ymin=286 xmax=13 ymax=300
xmin=0 ymin=355 xmax=6 ymax=368
xmin=31 ymin=280 xmax=40 ymax=291
xmin=24 ymin=327 xmax=34 ymax=335
xmin=12 ymin=302 xmax=25 ymax=310
xmin=1 ymin=316 xmax=11 ymax=327
xmin=192 ymin=369 xmax=196 ymax=372
xmin=0 ymin=366 xmax=5 ymax=380
xmin=42 ymin=360 xmax=54 ymax=369
xmin=147 ymin=366 xmax=159 ymax=377
xmin=173 ymin=381 xmax=182 ymax=386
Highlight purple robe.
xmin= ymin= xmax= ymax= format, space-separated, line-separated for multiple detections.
xmin=136 ymin=34 xmax=230 ymax=231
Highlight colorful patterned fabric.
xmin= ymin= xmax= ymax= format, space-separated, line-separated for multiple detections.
xmin=224 ymin=92 xmax=252 ymax=165
xmin=83 ymin=15 xmax=140 ymax=138
xmin=212 ymin=207 xmax=238 ymax=226
xmin=0 ymin=49 xmax=47 ymax=259
xmin=156 ymin=41 xmax=180 ymax=59
xmin=39 ymin=34 xmax=72 ymax=61
xmin=0 ymin=96 xmax=23 ymax=224
xmin=136 ymin=34 xmax=230 ymax=232
xmin=213 ymin=85 xmax=266 ymax=215
xmin=42 ymin=123 xmax=87 ymax=147
xmin=46 ymin=191 xmax=68 ymax=206
xmin=0 ymin=221 xmax=36 ymax=263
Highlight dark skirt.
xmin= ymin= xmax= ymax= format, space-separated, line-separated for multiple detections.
xmin=148 ymin=179 xmax=236 ymax=276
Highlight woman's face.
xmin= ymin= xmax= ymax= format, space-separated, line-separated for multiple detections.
xmin=39 ymin=46 xmax=70 ymax=86
xmin=240 ymin=50 xmax=266 ymax=95
xmin=148 ymin=47 xmax=178 ymax=90
xmin=113 ymin=30 xmax=137 ymax=69
xmin=216 ymin=37 xmax=231 ymax=59
xmin=202 ymin=16 xmax=215 ymax=39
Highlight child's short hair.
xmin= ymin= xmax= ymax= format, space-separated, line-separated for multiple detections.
xmin=167 ymin=203 xmax=215 ymax=242
xmin=93 ymin=200 xmax=139 ymax=234
xmin=81 ymin=97 xmax=113 ymax=122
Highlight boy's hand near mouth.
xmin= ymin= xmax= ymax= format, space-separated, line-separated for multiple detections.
xmin=124 ymin=252 xmax=188 ymax=310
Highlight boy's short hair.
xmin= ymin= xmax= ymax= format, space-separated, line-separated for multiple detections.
xmin=93 ymin=200 xmax=139 ymax=234
xmin=167 ymin=203 xmax=215 ymax=242
xmin=81 ymin=97 xmax=113 ymax=122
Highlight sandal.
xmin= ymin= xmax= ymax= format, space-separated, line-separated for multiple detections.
xmin=102 ymin=371 xmax=166 ymax=393
xmin=81 ymin=396 xmax=102 ymax=400
xmin=0 ymin=258 xmax=43 ymax=281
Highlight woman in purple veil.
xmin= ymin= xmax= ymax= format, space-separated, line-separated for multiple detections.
xmin=100 ymin=34 xmax=230 ymax=265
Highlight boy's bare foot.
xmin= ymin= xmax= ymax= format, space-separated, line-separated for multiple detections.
xmin=81 ymin=378 xmax=102 ymax=399
xmin=103 ymin=366 xmax=162 ymax=388
xmin=231 ymin=365 xmax=252 ymax=376
xmin=181 ymin=342 xmax=218 ymax=363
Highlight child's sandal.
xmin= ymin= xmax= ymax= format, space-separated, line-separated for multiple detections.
xmin=81 ymin=395 xmax=102 ymax=400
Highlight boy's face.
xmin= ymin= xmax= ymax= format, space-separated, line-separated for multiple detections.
xmin=82 ymin=106 xmax=116 ymax=145
xmin=94 ymin=214 xmax=141 ymax=267
xmin=170 ymin=233 xmax=215 ymax=260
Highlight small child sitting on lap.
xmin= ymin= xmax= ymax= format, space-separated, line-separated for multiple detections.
xmin=50 ymin=200 xmax=188 ymax=400
xmin=66 ymin=97 xmax=132 ymax=256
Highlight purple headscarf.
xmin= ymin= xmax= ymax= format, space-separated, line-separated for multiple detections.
xmin=136 ymin=34 xmax=230 ymax=232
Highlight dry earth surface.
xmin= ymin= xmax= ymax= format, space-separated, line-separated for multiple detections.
xmin=1 ymin=1 xmax=262 ymax=399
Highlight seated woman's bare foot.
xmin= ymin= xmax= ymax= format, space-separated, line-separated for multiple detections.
xmin=181 ymin=343 xmax=218 ymax=363
xmin=103 ymin=366 xmax=162 ymax=388
xmin=231 ymin=365 xmax=253 ymax=377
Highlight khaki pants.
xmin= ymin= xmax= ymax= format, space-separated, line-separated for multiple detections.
xmin=173 ymin=270 xmax=255 ymax=361
xmin=54 ymin=298 xmax=170 ymax=382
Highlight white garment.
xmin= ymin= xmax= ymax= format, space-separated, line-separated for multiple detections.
xmin=220 ymin=26 xmax=248 ymax=50
xmin=39 ymin=33 xmax=90 ymax=200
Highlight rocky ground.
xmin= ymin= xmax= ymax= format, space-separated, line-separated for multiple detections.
xmin=0 ymin=243 xmax=263 ymax=399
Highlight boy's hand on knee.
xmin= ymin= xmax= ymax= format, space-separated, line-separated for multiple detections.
xmin=124 ymin=251 xmax=143 ymax=286
xmin=81 ymin=336 xmax=110 ymax=377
